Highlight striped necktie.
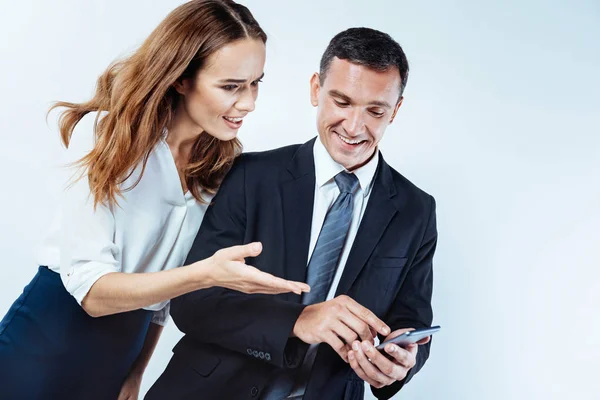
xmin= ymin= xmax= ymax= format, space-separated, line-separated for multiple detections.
xmin=302 ymin=171 xmax=359 ymax=305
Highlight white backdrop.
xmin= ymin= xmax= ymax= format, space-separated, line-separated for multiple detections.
xmin=1 ymin=1 xmax=599 ymax=399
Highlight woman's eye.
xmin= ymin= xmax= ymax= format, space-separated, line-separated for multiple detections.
xmin=222 ymin=85 xmax=238 ymax=91
xmin=251 ymin=79 xmax=263 ymax=87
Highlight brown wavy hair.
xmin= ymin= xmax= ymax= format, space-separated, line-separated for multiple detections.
xmin=50 ymin=0 xmax=267 ymax=207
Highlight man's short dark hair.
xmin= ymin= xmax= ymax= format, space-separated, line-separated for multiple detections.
xmin=319 ymin=27 xmax=409 ymax=98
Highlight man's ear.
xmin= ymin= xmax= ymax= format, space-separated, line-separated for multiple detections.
xmin=389 ymin=96 xmax=404 ymax=124
xmin=310 ymin=73 xmax=321 ymax=107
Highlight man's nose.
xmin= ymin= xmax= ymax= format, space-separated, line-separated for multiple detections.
xmin=342 ymin=108 xmax=365 ymax=137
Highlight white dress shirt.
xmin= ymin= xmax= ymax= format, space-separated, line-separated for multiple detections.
xmin=37 ymin=113 xmax=211 ymax=326
xmin=289 ymin=136 xmax=380 ymax=397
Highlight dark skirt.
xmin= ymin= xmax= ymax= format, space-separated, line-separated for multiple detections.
xmin=0 ymin=266 xmax=152 ymax=400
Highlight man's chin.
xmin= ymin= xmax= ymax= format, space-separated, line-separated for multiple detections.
xmin=332 ymin=149 xmax=375 ymax=171
xmin=334 ymin=156 xmax=365 ymax=171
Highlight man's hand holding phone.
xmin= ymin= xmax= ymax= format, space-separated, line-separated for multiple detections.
xmin=347 ymin=327 xmax=437 ymax=389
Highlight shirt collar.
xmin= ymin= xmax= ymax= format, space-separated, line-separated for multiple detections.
xmin=313 ymin=136 xmax=379 ymax=198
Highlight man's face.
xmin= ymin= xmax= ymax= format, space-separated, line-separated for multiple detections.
xmin=310 ymin=57 xmax=403 ymax=171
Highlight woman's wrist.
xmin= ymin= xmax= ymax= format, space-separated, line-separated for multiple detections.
xmin=126 ymin=359 xmax=147 ymax=379
xmin=188 ymin=257 xmax=215 ymax=290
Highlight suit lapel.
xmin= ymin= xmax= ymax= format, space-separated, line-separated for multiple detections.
xmin=281 ymin=139 xmax=316 ymax=299
xmin=335 ymin=155 xmax=399 ymax=296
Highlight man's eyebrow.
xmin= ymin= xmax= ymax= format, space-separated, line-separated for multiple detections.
xmin=328 ymin=89 xmax=391 ymax=108
xmin=218 ymin=72 xmax=265 ymax=83
xmin=328 ymin=90 xmax=352 ymax=103
xmin=367 ymin=99 xmax=392 ymax=108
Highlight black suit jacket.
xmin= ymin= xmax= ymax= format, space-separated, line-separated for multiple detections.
xmin=147 ymin=139 xmax=437 ymax=400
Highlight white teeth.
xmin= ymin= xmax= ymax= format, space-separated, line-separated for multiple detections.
xmin=337 ymin=133 xmax=362 ymax=145
xmin=224 ymin=116 xmax=243 ymax=123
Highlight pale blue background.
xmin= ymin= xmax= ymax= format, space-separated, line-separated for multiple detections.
xmin=0 ymin=1 xmax=598 ymax=399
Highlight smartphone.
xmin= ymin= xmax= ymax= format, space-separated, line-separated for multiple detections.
xmin=375 ymin=326 xmax=441 ymax=351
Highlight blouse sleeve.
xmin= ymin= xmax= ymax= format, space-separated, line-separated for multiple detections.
xmin=150 ymin=301 xmax=170 ymax=326
xmin=58 ymin=113 xmax=122 ymax=306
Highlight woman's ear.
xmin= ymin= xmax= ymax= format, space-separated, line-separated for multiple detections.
xmin=173 ymin=78 xmax=189 ymax=96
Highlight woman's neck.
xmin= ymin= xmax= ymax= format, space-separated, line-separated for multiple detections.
xmin=167 ymin=104 xmax=204 ymax=153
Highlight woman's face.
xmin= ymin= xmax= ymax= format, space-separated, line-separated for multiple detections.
xmin=175 ymin=38 xmax=266 ymax=141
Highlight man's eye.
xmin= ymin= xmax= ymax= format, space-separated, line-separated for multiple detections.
xmin=370 ymin=110 xmax=385 ymax=117
xmin=333 ymin=99 xmax=349 ymax=107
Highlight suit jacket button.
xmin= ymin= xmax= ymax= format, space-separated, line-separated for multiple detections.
xmin=252 ymin=350 xmax=259 ymax=357
xmin=250 ymin=386 xmax=259 ymax=397
xmin=247 ymin=349 xmax=253 ymax=355
xmin=258 ymin=351 xmax=265 ymax=359
xmin=265 ymin=353 xmax=271 ymax=361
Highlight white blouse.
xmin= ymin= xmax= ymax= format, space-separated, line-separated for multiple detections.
xmin=37 ymin=113 xmax=211 ymax=325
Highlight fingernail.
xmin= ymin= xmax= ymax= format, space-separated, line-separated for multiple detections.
xmin=252 ymin=242 xmax=261 ymax=251
xmin=382 ymin=326 xmax=390 ymax=335
xmin=352 ymin=342 xmax=359 ymax=351
xmin=387 ymin=345 xmax=395 ymax=353
xmin=348 ymin=352 xmax=354 ymax=361
xmin=361 ymin=342 xmax=371 ymax=352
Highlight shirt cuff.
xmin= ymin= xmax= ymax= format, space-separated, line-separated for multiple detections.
xmin=150 ymin=302 xmax=171 ymax=326
xmin=61 ymin=261 xmax=120 ymax=306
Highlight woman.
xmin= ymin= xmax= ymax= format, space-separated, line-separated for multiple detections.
xmin=0 ymin=1 xmax=309 ymax=399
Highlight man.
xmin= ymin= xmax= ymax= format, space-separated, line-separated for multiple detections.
xmin=147 ymin=27 xmax=437 ymax=400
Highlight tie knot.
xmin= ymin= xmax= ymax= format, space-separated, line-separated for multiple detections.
xmin=334 ymin=171 xmax=359 ymax=194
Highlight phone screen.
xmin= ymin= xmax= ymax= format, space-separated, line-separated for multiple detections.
xmin=375 ymin=326 xmax=440 ymax=351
